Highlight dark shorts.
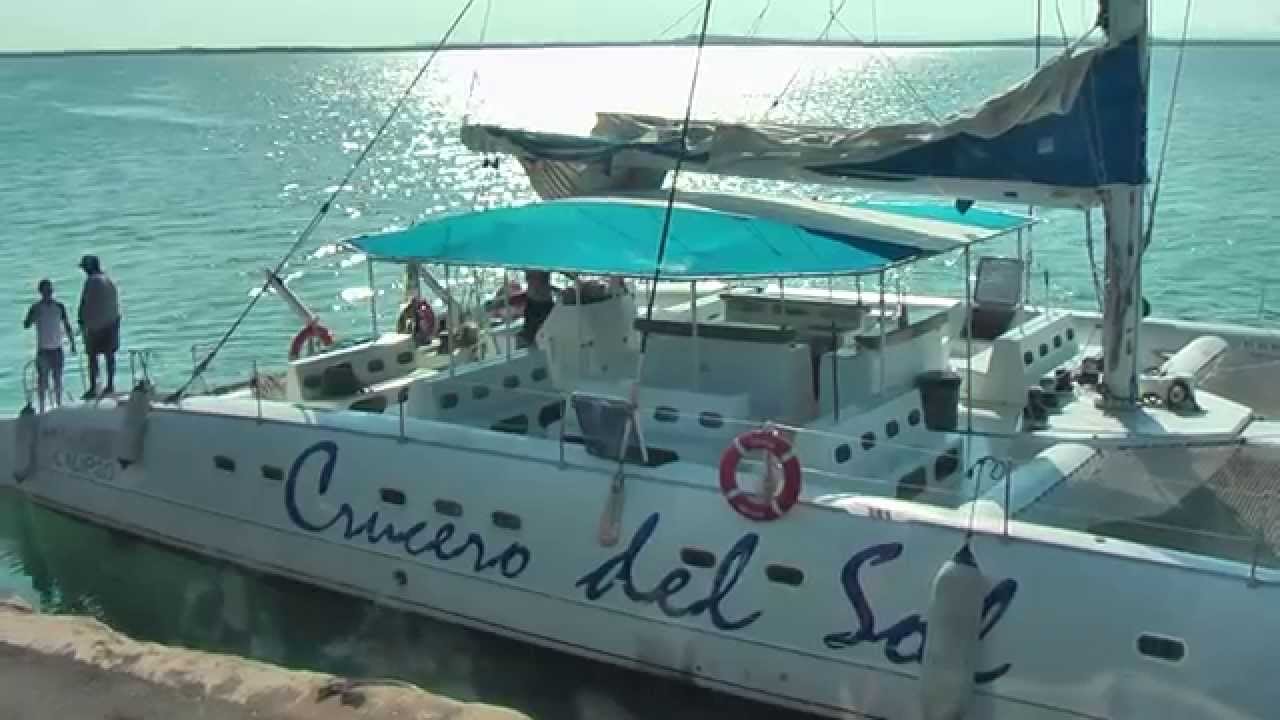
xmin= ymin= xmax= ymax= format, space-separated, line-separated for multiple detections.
xmin=36 ymin=348 xmax=64 ymax=377
xmin=86 ymin=318 xmax=120 ymax=355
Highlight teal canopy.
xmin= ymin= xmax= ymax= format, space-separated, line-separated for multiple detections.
xmin=349 ymin=195 xmax=1032 ymax=279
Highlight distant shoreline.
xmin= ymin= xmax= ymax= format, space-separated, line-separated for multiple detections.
xmin=3 ymin=36 xmax=1278 ymax=59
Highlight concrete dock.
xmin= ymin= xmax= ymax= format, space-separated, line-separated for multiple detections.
xmin=0 ymin=596 xmax=529 ymax=720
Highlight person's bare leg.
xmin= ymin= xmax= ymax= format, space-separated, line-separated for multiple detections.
xmin=52 ymin=364 xmax=63 ymax=408
xmin=104 ymin=352 xmax=116 ymax=395
xmin=36 ymin=365 xmax=48 ymax=413
xmin=85 ymin=352 xmax=100 ymax=399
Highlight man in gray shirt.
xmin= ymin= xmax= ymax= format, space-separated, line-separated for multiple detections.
xmin=76 ymin=255 xmax=120 ymax=398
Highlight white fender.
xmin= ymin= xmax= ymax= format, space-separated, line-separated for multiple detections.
xmin=116 ymin=382 xmax=152 ymax=468
xmin=13 ymin=404 xmax=38 ymax=482
xmin=920 ymin=543 xmax=988 ymax=720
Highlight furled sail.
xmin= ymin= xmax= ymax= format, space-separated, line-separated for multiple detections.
xmin=461 ymin=36 xmax=1144 ymax=208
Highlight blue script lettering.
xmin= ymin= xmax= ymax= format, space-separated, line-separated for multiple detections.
xmin=576 ymin=513 xmax=762 ymax=631
xmin=822 ymin=543 xmax=1017 ymax=684
xmin=285 ymin=441 xmax=531 ymax=579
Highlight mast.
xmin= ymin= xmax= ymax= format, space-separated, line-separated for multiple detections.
xmin=1097 ymin=0 xmax=1149 ymax=407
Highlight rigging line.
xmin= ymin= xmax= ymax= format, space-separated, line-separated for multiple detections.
xmin=169 ymin=0 xmax=478 ymax=402
xmin=655 ymin=0 xmax=704 ymax=41
xmin=870 ymin=0 xmax=878 ymax=45
xmin=1144 ymin=0 xmax=1194 ymax=253
xmin=831 ymin=17 xmax=942 ymax=124
xmin=760 ymin=0 xmax=849 ymax=119
xmin=826 ymin=14 xmax=955 ymax=206
xmin=464 ymin=0 xmax=493 ymax=112
xmin=638 ymin=0 xmax=714 ymax=358
xmin=746 ymin=0 xmax=771 ymax=38
xmin=1054 ymin=0 xmax=1072 ymax=48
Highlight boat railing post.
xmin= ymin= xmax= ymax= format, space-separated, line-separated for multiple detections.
xmin=21 ymin=359 xmax=35 ymax=407
xmin=445 ymin=264 xmax=456 ymax=378
xmin=575 ymin=275 xmax=585 ymax=376
xmin=830 ymin=321 xmax=840 ymax=423
xmin=503 ymin=269 xmax=513 ymax=361
xmin=878 ymin=271 xmax=886 ymax=395
xmin=398 ymin=386 xmax=409 ymax=443
xmin=367 ymin=259 xmax=378 ymax=336
xmin=558 ymin=393 xmax=569 ymax=467
xmin=253 ymin=360 xmax=263 ymax=423
xmin=690 ymin=280 xmax=700 ymax=391
xmin=778 ymin=277 xmax=786 ymax=328
xmin=1003 ymin=456 xmax=1012 ymax=540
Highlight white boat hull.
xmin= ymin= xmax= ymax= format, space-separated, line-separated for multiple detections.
xmin=3 ymin=398 xmax=1274 ymax=720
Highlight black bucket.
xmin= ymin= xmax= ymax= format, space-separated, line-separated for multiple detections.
xmin=916 ymin=370 xmax=962 ymax=431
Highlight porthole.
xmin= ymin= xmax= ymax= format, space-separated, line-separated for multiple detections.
xmin=396 ymin=351 xmax=414 ymax=365
xmin=765 ymin=564 xmax=804 ymax=587
xmin=472 ymin=385 xmax=490 ymax=400
xmin=531 ymin=367 xmax=549 ymax=382
xmin=492 ymin=511 xmax=522 ymax=531
xmin=1053 ymin=335 xmax=1062 ymax=349
xmin=1137 ymin=634 xmax=1186 ymax=663
xmin=367 ymin=358 xmax=386 ymax=373
xmin=935 ymin=446 xmax=961 ymax=481
xmin=1039 ymin=343 xmax=1049 ymax=357
xmin=834 ymin=444 xmax=852 ymax=464
xmin=433 ymin=499 xmax=462 ymax=517
xmin=1066 ymin=327 xmax=1076 ymax=341
xmin=860 ymin=432 xmax=876 ymax=451
xmin=907 ymin=409 xmax=922 ymax=427
xmin=698 ymin=411 xmax=724 ymax=429
xmin=681 ymin=548 xmax=716 ymax=568
xmin=502 ymin=375 xmax=520 ymax=389
xmin=897 ymin=467 xmax=927 ymax=500
xmin=654 ymin=406 xmax=679 ymax=423
xmin=439 ymin=392 xmax=459 ymax=410
xmin=1023 ymin=351 xmax=1034 ymax=366
xmin=885 ymin=420 xmax=900 ymax=438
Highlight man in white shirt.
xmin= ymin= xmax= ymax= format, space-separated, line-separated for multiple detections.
xmin=23 ymin=279 xmax=77 ymax=412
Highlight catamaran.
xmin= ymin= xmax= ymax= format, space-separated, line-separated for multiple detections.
xmin=3 ymin=1 xmax=1277 ymax=718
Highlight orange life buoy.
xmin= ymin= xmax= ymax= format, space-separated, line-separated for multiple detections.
xmin=718 ymin=428 xmax=802 ymax=521
xmin=288 ymin=321 xmax=335 ymax=361
xmin=396 ymin=298 xmax=437 ymax=345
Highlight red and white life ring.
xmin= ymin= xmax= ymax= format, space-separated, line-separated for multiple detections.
xmin=718 ymin=428 xmax=803 ymax=521
xmin=288 ymin=320 xmax=335 ymax=361
xmin=396 ymin=298 xmax=437 ymax=345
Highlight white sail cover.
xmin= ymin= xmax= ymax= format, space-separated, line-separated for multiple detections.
xmin=461 ymin=36 xmax=1144 ymax=208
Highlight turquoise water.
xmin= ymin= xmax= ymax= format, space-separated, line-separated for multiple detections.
xmin=1 ymin=45 xmax=1278 ymax=715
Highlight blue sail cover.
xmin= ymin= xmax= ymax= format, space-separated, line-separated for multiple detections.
xmin=811 ymin=38 xmax=1145 ymax=188
xmin=460 ymin=37 xmax=1146 ymax=206
xmin=350 ymin=195 xmax=1031 ymax=279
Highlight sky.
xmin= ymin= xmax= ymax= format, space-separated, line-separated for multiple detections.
xmin=2 ymin=0 xmax=1277 ymax=52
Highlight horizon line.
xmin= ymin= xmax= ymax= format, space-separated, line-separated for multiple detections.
xmin=3 ymin=34 xmax=1279 ymax=58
